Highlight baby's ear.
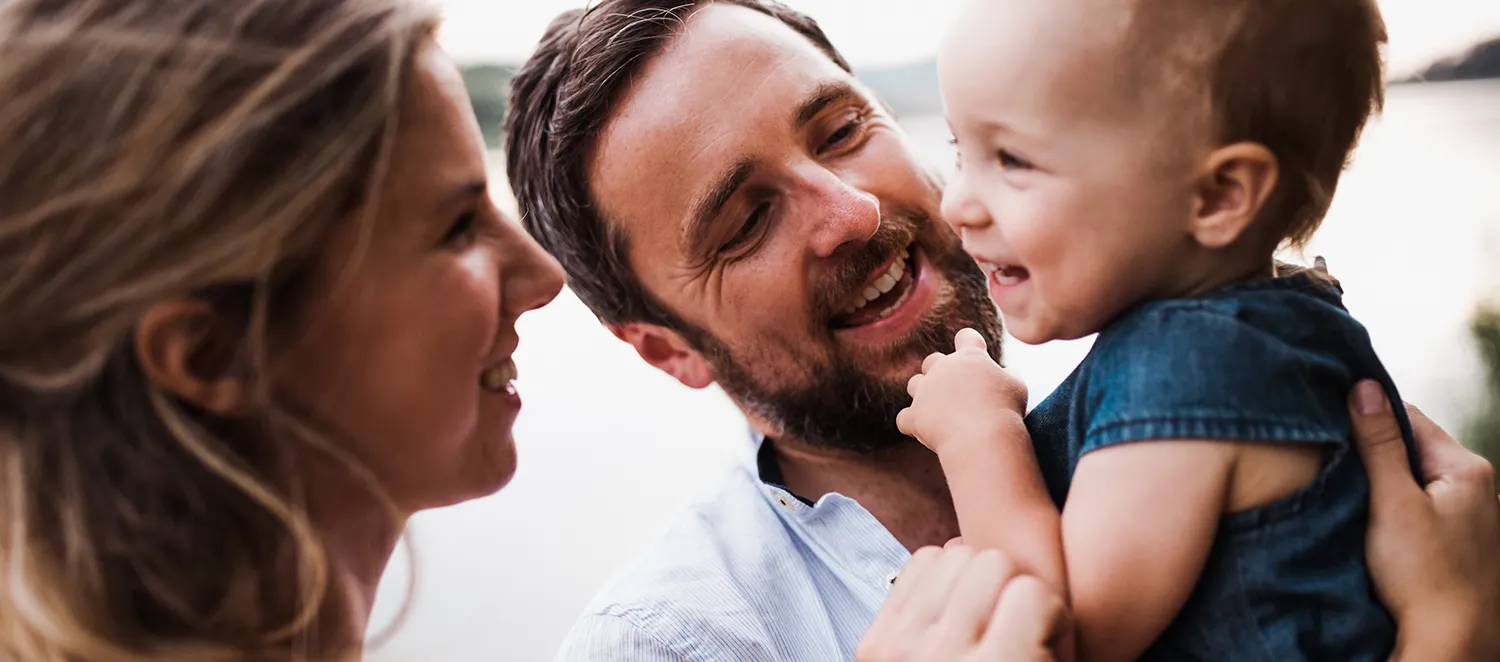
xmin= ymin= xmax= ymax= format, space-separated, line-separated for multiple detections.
xmin=1189 ymin=143 xmax=1279 ymax=249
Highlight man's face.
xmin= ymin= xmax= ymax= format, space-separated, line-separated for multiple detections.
xmin=590 ymin=3 xmax=1000 ymax=452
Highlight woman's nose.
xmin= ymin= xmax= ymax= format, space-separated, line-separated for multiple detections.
xmin=499 ymin=215 xmax=566 ymax=317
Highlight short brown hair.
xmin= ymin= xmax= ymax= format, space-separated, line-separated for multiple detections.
xmin=1125 ymin=0 xmax=1387 ymax=247
xmin=505 ymin=0 xmax=852 ymax=327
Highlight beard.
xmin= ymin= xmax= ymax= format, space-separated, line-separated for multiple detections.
xmin=678 ymin=206 xmax=1003 ymax=455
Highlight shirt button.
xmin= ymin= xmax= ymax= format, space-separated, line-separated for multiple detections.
xmin=777 ymin=496 xmax=792 ymax=509
xmin=884 ymin=571 xmax=899 ymax=587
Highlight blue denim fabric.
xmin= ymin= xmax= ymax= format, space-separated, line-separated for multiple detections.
xmin=1025 ymin=272 xmax=1414 ymax=661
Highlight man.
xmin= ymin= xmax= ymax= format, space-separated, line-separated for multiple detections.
xmin=504 ymin=2 xmax=1500 ymax=659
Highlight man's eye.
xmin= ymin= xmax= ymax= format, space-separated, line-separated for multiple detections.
xmin=826 ymin=122 xmax=856 ymax=147
xmin=820 ymin=112 xmax=868 ymax=154
xmin=998 ymin=150 xmax=1035 ymax=170
xmin=723 ymin=204 xmax=769 ymax=252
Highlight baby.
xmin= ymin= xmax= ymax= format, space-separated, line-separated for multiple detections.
xmin=898 ymin=0 xmax=1409 ymax=660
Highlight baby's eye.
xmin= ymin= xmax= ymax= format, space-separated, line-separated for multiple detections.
xmin=998 ymin=150 xmax=1034 ymax=170
xmin=945 ymin=137 xmax=967 ymax=172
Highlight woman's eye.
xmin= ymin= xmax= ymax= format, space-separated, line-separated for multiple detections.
xmin=443 ymin=211 xmax=479 ymax=247
xmin=998 ymin=150 xmax=1034 ymax=170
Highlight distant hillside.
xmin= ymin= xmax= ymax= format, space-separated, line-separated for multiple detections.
xmin=468 ymin=34 xmax=1500 ymax=139
xmin=1403 ymin=36 xmax=1500 ymax=84
xmin=858 ymin=59 xmax=942 ymax=118
xmin=460 ymin=64 xmax=514 ymax=148
xmin=461 ymin=58 xmax=945 ymax=149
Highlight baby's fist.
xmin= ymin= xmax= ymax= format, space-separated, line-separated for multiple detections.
xmin=897 ymin=329 xmax=1026 ymax=453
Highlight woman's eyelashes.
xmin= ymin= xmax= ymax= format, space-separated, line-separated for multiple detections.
xmin=443 ymin=210 xmax=480 ymax=248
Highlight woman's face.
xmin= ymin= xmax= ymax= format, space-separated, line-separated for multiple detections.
xmin=273 ymin=41 xmax=564 ymax=512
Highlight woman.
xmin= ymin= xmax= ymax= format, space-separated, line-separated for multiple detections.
xmin=2 ymin=0 xmax=562 ymax=658
xmin=0 ymin=0 xmax=1493 ymax=660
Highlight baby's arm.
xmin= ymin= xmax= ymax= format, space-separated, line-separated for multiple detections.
xmin=1060 ymin=441 xmax=1234 ymax=662
xmin=901 ymin=327 xmax=1326 ymax=662
xmin=927 ymin=426 xmax=1317 ymax=660
xmin=897 ymin=329 xmax=1066 ymax=592
xmin=932 ymin=416 xmax=1067 ymax=593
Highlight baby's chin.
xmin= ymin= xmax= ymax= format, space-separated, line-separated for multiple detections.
xmin=1002 ymin=313 xmax=1090 ymax=346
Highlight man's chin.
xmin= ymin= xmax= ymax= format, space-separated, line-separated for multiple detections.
xmin=709 ymin=350 xmax=918 ymax=455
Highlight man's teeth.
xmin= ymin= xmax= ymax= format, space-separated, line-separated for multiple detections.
xmin=480 ymin=359 xmax=517 ymax=392
xmin=843 ymin=250 xmax=911 ymax=316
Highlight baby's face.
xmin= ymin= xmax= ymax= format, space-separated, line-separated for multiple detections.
xmin=937 ymin=0 xmax=1207 ymax=344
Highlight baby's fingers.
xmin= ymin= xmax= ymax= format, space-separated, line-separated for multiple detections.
xmin=954 ymin=327 xmax=988 ymax=353
xmin=922 ymin=351 xmax=946 ymax=374
xmin=896 ymin=406 xmax=918 ymax=438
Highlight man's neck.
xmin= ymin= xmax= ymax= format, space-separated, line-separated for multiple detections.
xmin=767 ymin=436 xmax=959 ymax=552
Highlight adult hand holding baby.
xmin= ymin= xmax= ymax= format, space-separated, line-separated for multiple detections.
xmin=1349 ymin=381 xmax=1500 ymax=662
xmin=855 ymin=545 xmax=1070 ymax=662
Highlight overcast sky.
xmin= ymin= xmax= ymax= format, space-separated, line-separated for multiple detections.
xmin=435 ymin=0 xmax=1500 ymax=76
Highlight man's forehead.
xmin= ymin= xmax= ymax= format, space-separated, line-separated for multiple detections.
xmin=588 ymin=4 xmax=854 ymax=242
xmin=647 ymin=3 xmax=846 ymax=109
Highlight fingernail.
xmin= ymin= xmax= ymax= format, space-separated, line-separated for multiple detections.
xmin=1355 ymin=381 xmax=1387 ymax=415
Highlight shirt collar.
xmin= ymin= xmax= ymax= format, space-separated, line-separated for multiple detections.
xmin=754 ymin=432 xmax=817 ymax=506
xmin=745 ymin=429 xmax=912 ymax=590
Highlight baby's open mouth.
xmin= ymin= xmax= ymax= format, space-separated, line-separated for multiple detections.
xmin=978 ymin=259 xmax=1030 ymax=287
xmin=830 ymin=245 xmax=918 ymax=329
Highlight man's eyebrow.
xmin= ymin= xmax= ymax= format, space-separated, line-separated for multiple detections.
xmin=794 ymin=80 xmax=860 ymax=129
xmin=686 ymin=157 xmax=757 ymax=258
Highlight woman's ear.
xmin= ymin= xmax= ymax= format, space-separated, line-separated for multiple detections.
xmin=1190 ymin=142 xmax=1279 ymax=249
xmin=607 ymin=322 xmax=715 ymax=389
xmin=134 ymin=298 xmax=253 ymax=416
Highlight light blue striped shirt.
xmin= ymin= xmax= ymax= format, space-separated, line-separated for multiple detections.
xmin=555 ymin=434 xmax=911 ymax=661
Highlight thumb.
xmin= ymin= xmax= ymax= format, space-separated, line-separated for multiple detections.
xmin=955 ymin=328 xmax=987 ymax=353
xmin=1348 ymin=380 xmax=1421 ymax=503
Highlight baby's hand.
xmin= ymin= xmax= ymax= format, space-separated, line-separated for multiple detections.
xmin=897 ymin=328 xmax=1027 ymax=454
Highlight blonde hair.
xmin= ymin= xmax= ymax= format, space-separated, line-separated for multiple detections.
xmin=0 ymin=0 xmax=439 ymax=659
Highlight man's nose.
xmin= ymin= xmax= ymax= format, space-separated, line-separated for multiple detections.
xmin=805 ymin=171 xmax=881 ymax=259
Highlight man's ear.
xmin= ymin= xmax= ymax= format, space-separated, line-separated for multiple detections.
xmin=1190 ymin=142 xmax=1279 ymax=249
xmin=608 ymin=322 xmax=715 ymax=389
xmin=134 ymin=298 xmax=253 ymax=416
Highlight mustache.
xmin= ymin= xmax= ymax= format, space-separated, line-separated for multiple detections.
xmin=811 ymin=210 xmax=925 ymax=321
